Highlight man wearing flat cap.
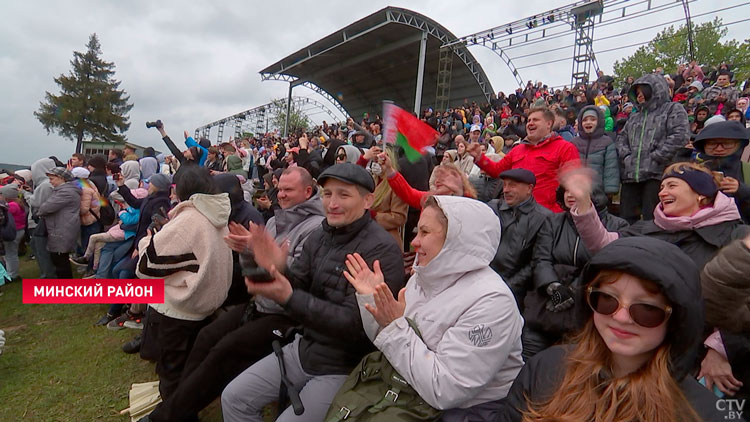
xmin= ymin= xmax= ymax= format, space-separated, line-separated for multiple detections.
xmin=488 ymin=168 xmax=552 ymax=318
xmin=36 ymin=167 xmax=81 ymax=278
xmin=222 ymin=162 xmax=405 ymax=422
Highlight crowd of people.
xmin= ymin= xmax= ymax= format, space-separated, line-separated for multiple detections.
xmin=0 ymin=60 xmax=749 ymax=421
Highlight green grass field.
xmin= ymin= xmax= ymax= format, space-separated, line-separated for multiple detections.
xmin=0 ymin=255 xmax=223 ymax=421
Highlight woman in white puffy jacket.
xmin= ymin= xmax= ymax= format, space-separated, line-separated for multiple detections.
xmin=344 ymin=195 xmax=524 ymax=420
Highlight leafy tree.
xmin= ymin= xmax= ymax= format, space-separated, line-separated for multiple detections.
xmin=35 ymin=33 xmax=133 ymax=153
xmin=612 ymin=18 xmax=750 ymax=84
xmin=271 ymin=99 xmax=310 ymax=136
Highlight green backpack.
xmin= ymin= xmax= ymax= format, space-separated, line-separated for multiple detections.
xmin=742 ymin=161 xmax=750 ymax=186
xmin=324 ymin=319 xmax=442 ymax=422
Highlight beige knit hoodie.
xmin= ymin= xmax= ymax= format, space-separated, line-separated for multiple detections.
xmin=136 ymin=193 xmax=232 ymax=321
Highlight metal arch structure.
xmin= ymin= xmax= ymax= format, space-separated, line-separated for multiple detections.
xmin=194 ymin=96 xmax=341 ymax=143
xmin=260 ymin=74 xmax=350 ymax=120
xmin=259 ymin=6 xmax=495 ymax=125
xmin=382 ymin=8 xmax=494 ymax=103
xmin=443 ymin=0 xmax=609 ymax=88
xmin=445 ymin=0 xmax=696 ymax=89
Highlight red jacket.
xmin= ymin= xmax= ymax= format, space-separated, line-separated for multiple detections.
xmin=475 ymin=134 xmax=580 ymax=212
xmin=387 ymin=171 xmax=475 ymax=210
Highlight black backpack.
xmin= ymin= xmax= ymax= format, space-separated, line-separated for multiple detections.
xmin=90 ymin=194 xmax=116 ymax=228
xmin=1 ymin=206 xmax=17 ymax=241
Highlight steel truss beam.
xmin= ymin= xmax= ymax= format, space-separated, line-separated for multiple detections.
xmin=194 ymin=96 xmax=341 ymax=142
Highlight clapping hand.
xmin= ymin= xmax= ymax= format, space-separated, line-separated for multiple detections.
xmin=365 ymin=285 xmax=407 ymax=328
xmin=224 ymin=221 xmax=252 ymax=253
xmin=246 ymin=222 xmax=289 ymax=273
xmin=343 ymin=253 xmax=383 ymax=295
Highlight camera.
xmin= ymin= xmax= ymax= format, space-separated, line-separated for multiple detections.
xmin=146 ymin=120 xmax=163 ymax=129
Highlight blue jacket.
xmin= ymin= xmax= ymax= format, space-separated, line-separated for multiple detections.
xmin=119 ymin=206 xmax=141 ymax=240
xmin=185 ymin=136 xmax=208 ymax=166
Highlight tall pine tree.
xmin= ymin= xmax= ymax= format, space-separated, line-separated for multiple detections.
xmin=35 ymin=33 xmax=133 ymax=153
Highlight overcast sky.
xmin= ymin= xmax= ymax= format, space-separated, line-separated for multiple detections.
xmin=0 ymin=0 xmax=746 ymax=165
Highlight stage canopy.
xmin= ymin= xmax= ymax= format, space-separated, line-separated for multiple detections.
xmin=259 ymin=6 xmax=495 ymax=120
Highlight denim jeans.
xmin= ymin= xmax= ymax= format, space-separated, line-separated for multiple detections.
xmin=2 ymin=230 xmax=24 ymax=278
xmin=95 ymin=239 xmax=133 ymax=279
xmin=31 ymin=227 xmax=56 ymax=279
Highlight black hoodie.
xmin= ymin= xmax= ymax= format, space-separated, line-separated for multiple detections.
xmin=214 ymin=173 xmax=264 ymax=306
xmin=499 ymin=237 xmax=723 ymax=421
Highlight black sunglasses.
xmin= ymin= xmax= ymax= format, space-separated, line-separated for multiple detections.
xmin=586 ymin=287 xmax=672 ymax=328
xmin=336 ymin=154 xmax=347 ymax=160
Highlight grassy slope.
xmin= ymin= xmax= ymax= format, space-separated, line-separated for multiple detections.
xmin=0 ymin=256 xmax=223 ymax=421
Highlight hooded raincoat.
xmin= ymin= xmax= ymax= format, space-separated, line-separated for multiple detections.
xmin=615 ymin=73 xmax=690 ymax=183
xmin=570 ymin=105 xmax=621 ymax=194
xmin=499 ymin=237 xmax=724 ymax=421
xmin=359 ymin=196 xmax=524 ymax=410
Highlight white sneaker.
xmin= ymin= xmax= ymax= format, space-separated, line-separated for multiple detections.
xmin=0 ymin=329 xmax=5 ymax=355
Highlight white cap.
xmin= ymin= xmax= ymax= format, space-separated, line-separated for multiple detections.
xmin=470 ymin=124 xmax=482 ymax=132
xmin=71 ymin=167 xmax=90 ymax=179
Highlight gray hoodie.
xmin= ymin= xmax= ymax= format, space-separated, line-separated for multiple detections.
xmin=28 ymin=158 xmax=57 ymax=216
xmin=615 ymin=73 xmax=690 ymax=183
xmin=359 ymin=196 xmax=524 ymax=410
xmin=250 ymin=193 xmax=325 ymax=314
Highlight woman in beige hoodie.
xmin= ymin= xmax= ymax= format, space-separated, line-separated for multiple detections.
xmin=136 ymin=166 xmax=233 ymax=402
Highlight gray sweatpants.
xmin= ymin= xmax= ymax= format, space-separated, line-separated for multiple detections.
xmin=221 ymin=335 xmax=348 ymax=422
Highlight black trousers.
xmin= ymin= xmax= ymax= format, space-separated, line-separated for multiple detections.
xmin=140 ymin=308 xmax=210 ymax=403
xmin=619 ymin=180 xmax=661 ymax=224
xmin=49 ymin=252 xmax=72 ymax=279
xmin=148 ymin=304 xmax=295 ymax=422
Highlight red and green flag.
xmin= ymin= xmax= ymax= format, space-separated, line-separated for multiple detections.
xmin=383 ymin=101 xmax=437 ymax=162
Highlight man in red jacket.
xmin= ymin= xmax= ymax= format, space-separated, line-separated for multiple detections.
xmin=466 ymin=107 xmax=580 ymax=212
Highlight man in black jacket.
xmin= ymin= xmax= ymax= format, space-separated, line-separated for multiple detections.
xmin=488 ymin=169 xmax=552 ymax=310
xmin=221 ymin=163 xmax=405 ymax=422
xmin=139 ymin=168 xmax=319 ymax=422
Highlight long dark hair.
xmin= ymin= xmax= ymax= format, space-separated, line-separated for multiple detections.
xmin=175 ymin=166 xmax=217 ymax=201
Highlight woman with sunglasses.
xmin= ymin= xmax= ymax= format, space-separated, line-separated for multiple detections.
xmin=334 ymin=145 xmax=363 ymax=165
xmin=499 ymin=236 xmax=722 ymax=421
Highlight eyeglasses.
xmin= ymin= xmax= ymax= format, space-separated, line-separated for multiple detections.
xmin=704 ymin=140 xmax=739 ymax=149
xmin=586 ymin=287 xmax=672 ymax=328
xmin=336 ymin=154 xmax=346 ymax=161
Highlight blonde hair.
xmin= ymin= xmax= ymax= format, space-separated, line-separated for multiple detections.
xmin=662 ymin=162 xmax=720 ymax=206
xmin=431 ymin=163 xmax=476 ymax=199
xmin=523 ymin=269 xmax=702 ymax=422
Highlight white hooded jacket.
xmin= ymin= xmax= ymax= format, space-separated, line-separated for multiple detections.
xmin=357 ymin=196 xmax=524 ymax=410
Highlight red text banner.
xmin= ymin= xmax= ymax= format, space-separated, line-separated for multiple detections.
xmin=22 ymin=279 xmax=164 ymax=304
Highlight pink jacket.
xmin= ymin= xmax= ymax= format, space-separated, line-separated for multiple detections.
xmin=79 ymin=185 xmax=101 ymax=227
xmin=571 ymin=192 xmax=740 ymax=255
xmin=8 ymin=201 xmax=26 ymax=230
